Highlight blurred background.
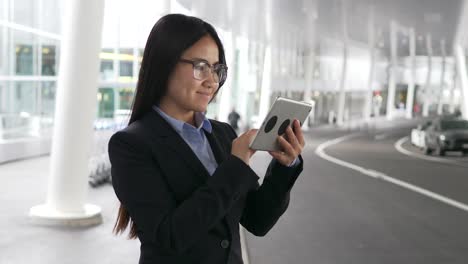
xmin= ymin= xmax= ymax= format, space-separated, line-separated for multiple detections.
xmin=1 ymin=0 xmax=468 ymax=263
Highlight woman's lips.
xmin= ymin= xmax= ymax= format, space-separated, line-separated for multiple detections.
xmin=197 ymin=92 xmax=211 ymax=99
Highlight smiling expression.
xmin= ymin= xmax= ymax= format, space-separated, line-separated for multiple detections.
xmin=159 ymin=35 xmax=221 ymax=125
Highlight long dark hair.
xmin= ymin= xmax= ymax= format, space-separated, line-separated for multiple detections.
xmin=113 ymin=14 xmax=227 ymax=239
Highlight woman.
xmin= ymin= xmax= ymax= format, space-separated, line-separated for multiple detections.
xmin=109 ymin=14 xmax=305 ymax=264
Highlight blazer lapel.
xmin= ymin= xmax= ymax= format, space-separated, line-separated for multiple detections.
xmin=204 ymin=126 xmax=229 ymax=165
xmin=142 ymin=111 xmax=211 ymax=182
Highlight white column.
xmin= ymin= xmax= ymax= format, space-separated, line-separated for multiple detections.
xmin=162 ymin=0 xmax=171 ymax=14
xmin=113 ymin=9 xmax=120 ymax=83
xmin=405 ymin=28 xmax=416 ymax=119
xmin=451 ymin=0 xmax=468 ymax=116
xmin=302 ymin=0 xmax=317 ymax=130
xmin=258 ymin=45 xmax=273 ymax=121
xmin=1 ymin=0 xmax=9 ymax=113
xmin=190 ymin=0 xmax=207 ymax=17
xmin=386 ymin=20 xmax=397 ymax=120
xmin=303 ymin=52 xmax=315 ymax=129
xmin=236 ymin=36 xmax=249 ymax=128
xmin=422 ymin=34 xmax=433 ymax=117
xmin=337 ymin=0 xmax=348 ymax=126
xmin=8 ymin=0 xmax=15 ymax=112
xmin=258 ymin=0 xmax=274 ymax=122
xmin=437 ymin=39 xmax=447 ymax=115
xmin=216 ymin=31 xmax=234 ymax=122
xmin=449 ymin=68 xmax=457 ymax=114
xmin=364 ymin=5 xmax=375 ymax=122
xmin=455 ymin=44 xmax=468 ymax=119
xmin=29 ymin=0 xmax=105 ymax=226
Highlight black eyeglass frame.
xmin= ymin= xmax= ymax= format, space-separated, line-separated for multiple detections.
xmin=179 ymin=58 xmax=228 ymax=84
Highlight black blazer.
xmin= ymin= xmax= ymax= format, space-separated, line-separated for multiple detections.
xmin=108 ymin=110 xmax=303 ymax=264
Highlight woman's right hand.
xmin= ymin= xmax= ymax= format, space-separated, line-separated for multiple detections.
xmin=231 ymin=129 xmax=258 ymax=165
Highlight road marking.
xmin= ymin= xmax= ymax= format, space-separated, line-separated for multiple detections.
xmin=315 ymin=133 xmax=468 ymax=213
xmin=395 ymin=137 xmax=467 ymax=167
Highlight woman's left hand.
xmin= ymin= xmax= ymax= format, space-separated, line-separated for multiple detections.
xmin=268 ymin=119 xmax=305 ymax=166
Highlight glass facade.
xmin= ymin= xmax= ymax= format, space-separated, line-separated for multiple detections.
xmin=0 ymin=0 xmax=146 ymax=139
xmin=1 ymin=0 xmax=358 ymax=142
xmin=0 ymin=0 xmax=62 ymax=140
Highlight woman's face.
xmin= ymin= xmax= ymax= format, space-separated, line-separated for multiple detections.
xmin=160 ymin=35 xmax=220 ymax=122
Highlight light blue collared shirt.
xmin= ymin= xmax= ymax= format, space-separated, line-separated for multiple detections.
xmin=153 ymin=106 xmax=300 ymax=172
xmin=153 ymin=106 xmax=218 ymax=176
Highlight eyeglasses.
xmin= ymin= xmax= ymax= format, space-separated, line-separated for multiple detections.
xmin=179 ymin=58 xmax=228 ymax=85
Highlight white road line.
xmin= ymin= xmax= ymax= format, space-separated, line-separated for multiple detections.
xmin=315 ymin=133 xmax=468 ymax=213
xmin=395 ymin=137 xmax=467 ymax=166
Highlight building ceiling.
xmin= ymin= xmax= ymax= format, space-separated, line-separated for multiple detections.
xmin=176 ymin=0 xmax=463 ymax=57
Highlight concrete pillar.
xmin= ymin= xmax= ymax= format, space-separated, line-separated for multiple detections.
xmin=405 ymin=28 xmax=416 ymax=119
xmin=422 ymin=34 xmax=433 ymax=117
xmin=386 ymin=20 xmax=398 ymax=120
xmin=455 ymin=44 xmax=468 ymax=119
xmin=29 ymin=0 xmax=105 ymax=226
xmin=437 ymin=39 xmax=447 ymax=115
xmin=364 ymin=5 xmax=375 ymax=122
xmin=337 ymin=0 xmax=348 ymax=126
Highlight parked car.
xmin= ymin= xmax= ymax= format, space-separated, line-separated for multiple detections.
xmin=424 ymin=117 xmax=468 ymax=156
xmin=410 ymin=121 xmax=432 ymax=149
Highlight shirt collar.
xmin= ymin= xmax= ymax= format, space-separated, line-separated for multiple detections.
xmin=152 ymin=105 xmax=212 ymax=134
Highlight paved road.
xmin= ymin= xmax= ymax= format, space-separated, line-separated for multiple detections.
xmin=245 ymin=120 xmax=468 ymax=264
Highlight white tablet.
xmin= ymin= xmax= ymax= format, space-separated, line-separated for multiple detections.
xmin=249 ymin=97 xmax=312 ymax=151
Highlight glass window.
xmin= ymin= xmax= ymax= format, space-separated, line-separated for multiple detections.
xmin=40 ymin=81 xmax=56 ymax=116
xmin=15 ymin=81 xmax=37 ymax=114
xmin=14 ymin=30 xmax=35 ymax=75
xmin=119 ymin=88 xmax=134 ymax=110
xmin=97 ymin=87 xmax=114 ymax=118
xmin=119 ymin=48 xmax=133 ymax=77
xmin=39 ymin=0 xmax=62 ymax=34
xmin=0 ymin=82 xmax=6 ymax=113
xmin=0 ymin=27 xmax=9 ymax=75
xmin=15 ymin=44 xmax=33 ymax=75
xmin=441 ymin=120 xmax=468 ymax=130
xmin=13 ymin=0 xmax=37 ymax=28
xmin=100 ymin=48 xmax=114 ymax=80
xmin=119 ymin=61 xmax=133 ymax=77
xmin=0 ymin=0 xmax=8 ymax=21
xmin=41 ymin=45 xmax=56 ymax=76
xmin=100 ymin=60 xmax=113 ymax=79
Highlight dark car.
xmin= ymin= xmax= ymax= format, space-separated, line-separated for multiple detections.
xmin=424 ymin=117 xmax=468 ymax=156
